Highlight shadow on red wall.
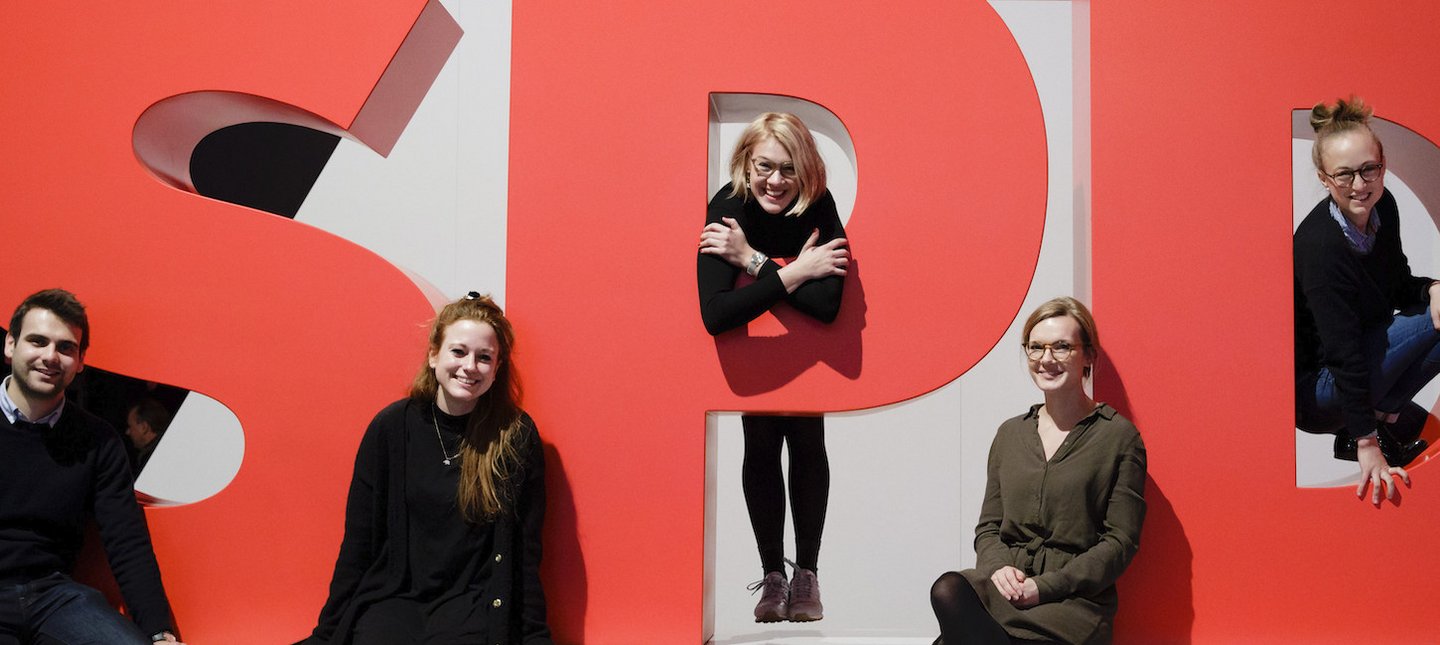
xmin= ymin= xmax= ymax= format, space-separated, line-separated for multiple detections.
xmin=1098 ymin=350 xmax=1195 ymax=643
xmin=540 ymin=442 xmax=586 ymax=639
xmin=714 ymin=258 xmax=868 ymax=397
xmin=1114 ymin=479 xmax=1193 ymax=643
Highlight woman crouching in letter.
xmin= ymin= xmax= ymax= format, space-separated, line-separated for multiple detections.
xmin=305 ymin=293 xmax=550 ymax=644
xmin=1294 ymin=96 xmax=1431 ymax=503
xmin=931 ymin=297 xmax=1145 ymax=644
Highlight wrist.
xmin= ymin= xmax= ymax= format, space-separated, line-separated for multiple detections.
xmin=745 ymin=251 xmax=768 ymax=277
xmin=151 ymin=631 xmax=175 ymax=643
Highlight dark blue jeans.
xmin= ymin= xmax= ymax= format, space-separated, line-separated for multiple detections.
xmin=0 ymin=573 xmax=149 ymax=645
xmin=1298 ymin=308 xmax=1440 ymax=434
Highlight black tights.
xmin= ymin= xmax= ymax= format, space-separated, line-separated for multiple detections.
xmin=930 ymin=571 xmax=1010 ymax=645
xmin=741 ymin=415 xmax=828 ymax=574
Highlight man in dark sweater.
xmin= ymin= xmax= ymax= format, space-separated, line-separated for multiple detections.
xmin=0 ymin=289 xmax=181 ymax=643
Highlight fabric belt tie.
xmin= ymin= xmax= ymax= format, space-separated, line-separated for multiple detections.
xmin=1018 ymin=536 xmax=1047 ymax=574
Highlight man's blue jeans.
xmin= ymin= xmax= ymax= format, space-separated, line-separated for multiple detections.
xmin=0 ymin=573 xmax=150 ymax=644
xmin=1298 ymin=307 xmax=1440 ymax=434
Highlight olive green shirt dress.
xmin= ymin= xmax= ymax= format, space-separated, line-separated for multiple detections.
xmin=959 ymin=403 xmax=1147 ymax=644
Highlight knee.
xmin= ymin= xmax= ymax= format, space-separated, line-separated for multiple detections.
xmin=931 ymin=571 xmax=966 ymax=607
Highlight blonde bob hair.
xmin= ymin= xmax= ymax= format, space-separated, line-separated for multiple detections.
xmin=1021 ymin=296 xmax=1100 ymax=377
xmin=727 ymin=112 xmax=828 ymax=216
xmin=411 ymin=293 xmax=527 ymax=522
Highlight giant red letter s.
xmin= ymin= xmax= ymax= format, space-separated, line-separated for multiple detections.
xmin=0 ymin=2 xmax=458 ymax=640
xmin=509 ymin=1 xmax=1047 ymax=641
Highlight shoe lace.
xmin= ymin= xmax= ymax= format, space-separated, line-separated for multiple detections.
xmin=746 ymin=572 xmax=786 ymax=597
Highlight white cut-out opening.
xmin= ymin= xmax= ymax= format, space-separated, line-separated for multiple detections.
xmin=708 ymin=94 xmax=857 ymax=227
xmin=135 ymin=391 xmax=244 ymax=505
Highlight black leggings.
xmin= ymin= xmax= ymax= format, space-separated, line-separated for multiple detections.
xmin=741 ymin=414 xmax=828 ymax=574
xmin=930 ymin=571 xmax=1010 ymax=645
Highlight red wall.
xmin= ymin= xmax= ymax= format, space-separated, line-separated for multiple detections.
xmin=3 ymin=0 xmax=1439 ymax=642
xmin=1093 ymin=2 xmax=1440 ymax=642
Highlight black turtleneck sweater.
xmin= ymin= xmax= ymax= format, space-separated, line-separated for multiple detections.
xmin=696 ymin=184 xmax=846 ymax=335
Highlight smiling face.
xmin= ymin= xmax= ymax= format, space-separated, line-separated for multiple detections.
xmin=1318 ymin=129 xmax=1385 ymax=225
xmin=4 ymin=308 xmax=85 ymax=413
xmin=748 ymin=137 xmax=800 ymax=215
xmin=1025 ymin=315 xmax=1091 ymax=395
xmin=428 ymin=318 xmax=500 ymax=416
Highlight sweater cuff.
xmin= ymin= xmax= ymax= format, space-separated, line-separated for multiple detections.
xmin=755 ymin=258 xmax=782 ymax=280
xmin=1031 ymin=573 xmax=1064 ymax=604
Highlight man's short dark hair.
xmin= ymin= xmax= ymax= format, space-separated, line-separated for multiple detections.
xmin=8 ymin=289 xmax=90 ymax=354
xmin=129 ymin=398 xmax=172 ymax=437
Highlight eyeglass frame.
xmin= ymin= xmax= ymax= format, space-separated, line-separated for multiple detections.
xmin=1323 ymin=160 xmax=1385 ymax=188
xmin=1021 ymin=341 xmax=1085 ymax=361
xmin=750 ymin=156 xmax=797 ymax=181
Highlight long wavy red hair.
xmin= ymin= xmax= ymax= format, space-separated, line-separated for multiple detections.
xmin=410 ymin=293 xmax=525 ymax=522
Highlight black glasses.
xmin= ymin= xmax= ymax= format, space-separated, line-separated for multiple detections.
xmin=751 ymin=157 xmax=797 ymax=180
xmin=1325 ymin=162 xmax=1384 ymax=187
xmin=1023 ymin=342 xmax=1078 ymax=361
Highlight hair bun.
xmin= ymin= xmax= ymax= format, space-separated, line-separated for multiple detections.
xmin=1311 ymin=95 xmax=1372 ymax=133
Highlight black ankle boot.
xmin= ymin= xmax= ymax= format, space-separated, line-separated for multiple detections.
xmin=1334 ymin=429 xmax=1428 ymax=466
xmin=1334 ymin=434 xmax=1358 ymax=461
xmin=1388 ymin=401 xmax=1429 ymax=443
xmin=1378 ymin=425 xmax=1427 ymax=467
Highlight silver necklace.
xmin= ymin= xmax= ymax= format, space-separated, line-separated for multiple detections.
xmin=432 ymin=411 xmax=462 ymax=466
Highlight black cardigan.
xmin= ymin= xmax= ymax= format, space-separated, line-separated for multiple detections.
xmin=304 ymin=399 xmax=550 ymax=644
xmin=1294 ymin=189 xmax=1434 ymax=438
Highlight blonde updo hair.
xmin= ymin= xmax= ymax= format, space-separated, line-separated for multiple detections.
xmin=727 ymin=112 xmax=828 ymax=216
xmin=1310 ymin=96 xmax=1384 ymax=170
xmin=1021 ymin=296 xmax=1100 ymax=377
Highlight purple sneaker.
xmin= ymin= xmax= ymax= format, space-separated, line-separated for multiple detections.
xmin=788 ymin=567 xmax=823 ymax=621
xmin=747 ymin=571 xmax=788 ymax=622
